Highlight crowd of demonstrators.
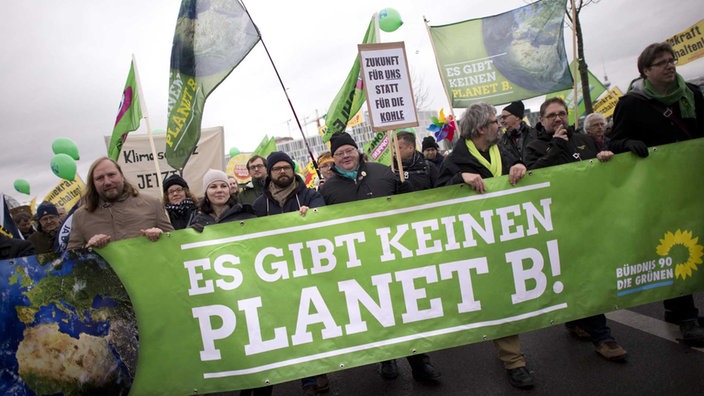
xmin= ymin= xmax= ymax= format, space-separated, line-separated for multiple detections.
xmin=162 ymin=174 xmax=198 ymax=230
xmin=609 ymin=42 xmax=704 ymax=346
xmin=67 ymin=157 xmax=173 ymax=250
xmin=584 ymin=112 xmax=609 ymax=151
xmin=27 ymin=201 xmax=61 ymax=254
xmin=252 ymin=151 xmax=329 ymax=396
xmin=12 ymin=212 xmax=35 ymax=239
xmin=12 ymin=40 xmax=698 ymax=392
xmin=421 ymin=136 xmax=444 ymax=167
xmin=238 ymin=155 xmax=267 ymax=205
xmin=498 ymin=100 xmax=537 ymax=165
xmin=436 ymin=102 xmax=533 ymax=389
xmin=320 ymin=131 xmax=441 ymax=384
xmin=393 ymin=131 xmax=439 ymax=191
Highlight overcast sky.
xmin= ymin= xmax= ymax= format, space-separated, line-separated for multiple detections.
xmin=2 ymin=0 xmax=703 ymax=204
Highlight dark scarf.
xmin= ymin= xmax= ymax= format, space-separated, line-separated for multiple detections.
xmin=165 ymin=198 xmax=196 ymax=216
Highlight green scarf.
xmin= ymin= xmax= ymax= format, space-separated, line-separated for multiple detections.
xmin=643 ymin=74 xmax=696 ymax=119
xmin=465 ymin=139 xmax=502 ymax=178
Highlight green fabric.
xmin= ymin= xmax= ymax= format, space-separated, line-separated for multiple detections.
xmin=108 ymin=61 xmax=142 ymax=161
xmin=465 ymin=139 xmax=502 ymax=177
xmin=643 ymin=74 xmax=696 ymax=119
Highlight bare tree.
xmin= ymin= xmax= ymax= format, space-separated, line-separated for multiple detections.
xmin=410 ymin=70 xmax=433 ymax=111
xmin=565 ymin=0 xmax=601 ymax=114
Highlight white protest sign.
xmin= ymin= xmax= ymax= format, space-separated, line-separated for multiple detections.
xmin=358 ymin=42 xmax=418 ymax=132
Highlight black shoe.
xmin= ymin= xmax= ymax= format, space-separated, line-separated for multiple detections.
xmin=410 ymin=360 xmax=441 ymax=382
xmin=679 ymin=319 xmax=704 ymax=347
xmin=379 ymin=360 xmax=399 ymax=380
xmin=506 ymin=367 xmax=534 ymax=389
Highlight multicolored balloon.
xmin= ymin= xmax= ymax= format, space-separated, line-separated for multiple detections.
xmin=50 ymin=153 xmax=77 ymax=181
xmin=52 ymin=137 xmax=80 ymax=161
xmin=13 ymin=179 xmax=30 ymax=195
xmin=378 ymin=8 xmax=403 ymax=32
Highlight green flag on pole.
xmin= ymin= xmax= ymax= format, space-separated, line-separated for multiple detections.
xmin=322 ymin=16 xmax=377 ymax=142
xmin=108 ymin=60 xmax=142 ymax=161
xmin=251 ymin=135 xmax=277 ymax=158
xmin=165 ymin=0 xmax=260 ymax=170
xmin=548 ymin=60 xmax=608 ymax=124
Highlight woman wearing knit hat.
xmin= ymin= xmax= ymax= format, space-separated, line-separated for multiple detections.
xmin=28 ymin=201 xmax=60 ymax=253
xmin=190 ymin=169 xmax=256 ymax=231
xmin=162 ymin=174 xmax=198 ymax=230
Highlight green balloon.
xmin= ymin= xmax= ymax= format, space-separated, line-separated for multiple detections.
xmin=50 ymin=153 xmax=77 ymax=181
xmin=52 ymin=137 xmax=80 ymax=161
xmin=378 ymin=8 xmax=403 ymax=32
xmin=229 ymin=147 xmax=240 ymax=157
xmin=13 ymin=179 xmax=30 ymax=195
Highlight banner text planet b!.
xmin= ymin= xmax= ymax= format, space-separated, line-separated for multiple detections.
xmin=184 ymin=198 xmax=558 ymax=361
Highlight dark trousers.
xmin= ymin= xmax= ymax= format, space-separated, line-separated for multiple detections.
xmin=568 ymin=314 xmax=613 ymax=345
xmin=664 ymin=295 xmax=699 ymax=322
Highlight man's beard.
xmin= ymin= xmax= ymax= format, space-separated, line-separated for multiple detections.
xmin=100 ymin=184 xmax=124 ymax=202
xmin=272 ymin=175 xmax=293 ymax=188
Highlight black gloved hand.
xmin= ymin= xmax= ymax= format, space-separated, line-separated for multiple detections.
xmin=191 ymin=222 xmax=205 ymax=233
xmin=624 ymin=140 xmax=649 ymax=158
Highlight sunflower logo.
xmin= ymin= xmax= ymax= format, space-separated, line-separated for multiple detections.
xmin=656 ymin=230 xmax=703 ymax=280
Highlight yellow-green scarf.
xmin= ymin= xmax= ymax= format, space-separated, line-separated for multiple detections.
xmin=465 ymin=139 xmax=502 ymax=177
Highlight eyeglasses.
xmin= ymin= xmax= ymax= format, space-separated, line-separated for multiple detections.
xmin=499 ymin=113 xmax=512 ymax=121
xmin=649 ymin=58 xmax=676 ymax=68
xmin=271 ymin=165 xmax=293 ymax=173
xmin=334 ymin=148 xmax=358 ymax=158
xmin=167 ymin=187 xmax=184 ymax=195
xmin=485 ymin=119 xmax=499 ymax=126
xmin=544 ymin=111 xmax=568 ymax=120
xmin=248 ymin=164 xmax=265 ymax=171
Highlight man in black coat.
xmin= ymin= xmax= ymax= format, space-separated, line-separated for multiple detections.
xmin=393 ymin=131 xmax=438 ymax=192
xmin=610 ymin=42 xmax=704 ymax=346
xmin=319 ymin=132 xmax=439 ymax=383
xmin=499 ymin=100 xmax=537 ymax=165
xmin=525 ymin=97 xmax=613 ymax=170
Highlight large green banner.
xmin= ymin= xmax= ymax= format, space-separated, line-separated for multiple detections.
xmin=428 ymin=0 xmax=572 ymax=106
xmin=100 ymin=139 xmax=704 ymax=394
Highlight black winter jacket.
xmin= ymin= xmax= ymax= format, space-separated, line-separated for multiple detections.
xmin=437 ymin=138 xmax=518 ymax=186
xmin=393 ymin=151 xmax=439 ymax=192
xmin=524 ymin=124 xmax=600 ymax=169
xmin=320 ymin=160 xmax=407 ymax=205
xmin=252 ymin=175 xmax=325 ymax=216
xmin=609 ymin=80 xmax=704 ymax=152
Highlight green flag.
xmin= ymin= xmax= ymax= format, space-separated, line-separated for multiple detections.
xmin=251 ymin=135 xmax=277 ymax=158
xmin=548 ymin=60 xmax=608 ymax=124
xmin=428 ymin=0 xmax=571 ymax=107
xmin=108 ymin=60 xmax=142 ymax=161
xmin=165 ymin=0 xmax=260 ymax=170
xmin=322 ymin=16 xmax=377 ymax=142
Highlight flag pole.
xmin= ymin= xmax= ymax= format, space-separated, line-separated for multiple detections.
xmin=240 ymin=1 xmax=320 ymax=179
xmin=131 ymin=54 xmax=164 ymax=182
xmin=570 ymin=0 xmax=579 ymax=130
xmin=424 ymin=17 xmax=459 ymax=143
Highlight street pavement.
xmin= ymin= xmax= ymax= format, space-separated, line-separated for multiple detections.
xmin=270 ymin=294 xmax=704 ymax=395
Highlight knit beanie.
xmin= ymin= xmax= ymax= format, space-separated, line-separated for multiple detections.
xmin=504 ymin=101 xmax=525 ymax=118
xmin=163 ymin=174 xmax=189 ymax=193
xmin=329 ymin=132 xmax=358 ymax=156
xmin=35 ymin=201 xmax=58 ymax=220
xmin=421 ymin=136 xmax=439 ymax=151
xmin=202 ymin=169 xmax=229 ymax=192
xmin=266 ymin=151 xmax=295 ymax=174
